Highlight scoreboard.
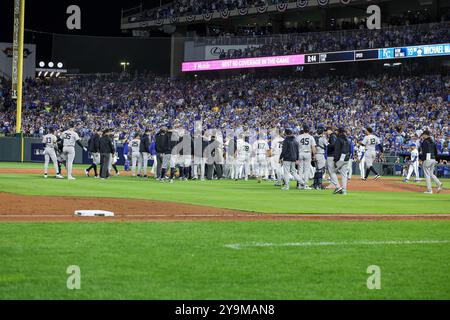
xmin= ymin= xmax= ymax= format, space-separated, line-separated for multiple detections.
xmin=304 ymin=43 xmax=450 ymax=65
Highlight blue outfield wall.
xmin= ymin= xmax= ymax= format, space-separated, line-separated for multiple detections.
xmin=0 ymin=137 xmax=125 ymax=165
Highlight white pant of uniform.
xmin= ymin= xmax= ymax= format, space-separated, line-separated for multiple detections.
xmin=327 ymin=157 xmax=338 ymax=187
xmin=331 ymin=160 xmax=349 ymax=191
xmin=141 ymin=152 xmax=150 ymax=176
xmin=91 ymin=152 xmax=100 ymax=165
xmin=236 ymin=158 xmax=250 ymax=179
xmin=359 ymin=159 xmax=365 ymax=179
xmin=422 ymin=160 xmax=441 ymax=192
xmin=406 ymin=162 xmax=420 ymax=181
xmin=44 ymin=147 xmax=58 ymax=175
xmin=283 ymin=161 xmax=304 ymax=188
xmin=151 ymin=155 xmax=157 ymax=175
xmin=298 ymin=152 xmax=312 ymax=183
xmin=193 ymin=157 xmax=206 ymax=179
xmin=132 ymin=152 xmax=143 ymax=176
xmin=365 ymin=151 xmax=376 ymax=168
xmin=63 ymin=146 xmax=75 ymax=178
xmin=348 ymin=159 xmax=353 ymax=179
xmin=255 ymin=156 xmax=268 ymax=178
xmin=270 ymin=156 xmax=283 ymax=182
xmin=315 ymin=154 xmax=326 ymax=171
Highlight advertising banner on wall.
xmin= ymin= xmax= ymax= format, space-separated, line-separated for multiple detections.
xmin=0 ymin=42 xmax=36 ymax=80
xmin=205 ymin=45 xmax=262 ymax=60
xmin=31 ymin=143 xmax=45 ymax=162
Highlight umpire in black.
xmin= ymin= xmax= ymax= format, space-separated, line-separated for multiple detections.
xmin=140 ymin=128 xmax=151 ymax=178
xmin=155 ymin=126 xmax=170 ymax=181
xmin=331 ymin=127 xmax=351 ymax=194
xmin=85 ymin=128 xmax=101 ymax=177
xmin=99 ymin=128 xmax=115 ymax=179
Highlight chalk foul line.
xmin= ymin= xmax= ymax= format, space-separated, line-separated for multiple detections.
xmin=224 ymin=240 xmax=450 ymax=250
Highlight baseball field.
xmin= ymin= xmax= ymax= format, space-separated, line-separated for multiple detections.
xmin=1 ymin=162 xmax=449 ymax=299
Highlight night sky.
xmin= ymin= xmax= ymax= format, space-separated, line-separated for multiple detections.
xmin=0 ymin=1 xmax=170 ymax=63
xmin=0 ymin=0 xmax=169 ymax=41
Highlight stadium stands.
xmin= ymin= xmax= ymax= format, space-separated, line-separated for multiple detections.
xmin=201 ymin=22 xmax=450 ymax=59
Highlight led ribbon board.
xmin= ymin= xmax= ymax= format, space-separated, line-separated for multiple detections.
xmin=182 ymin=43 xmax=450 ymax=72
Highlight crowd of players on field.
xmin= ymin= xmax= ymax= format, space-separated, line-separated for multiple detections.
xmin=41 ymin=121 xmax=444 ymax=194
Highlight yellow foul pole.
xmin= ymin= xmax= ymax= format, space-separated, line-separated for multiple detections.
xmin=12 ymin=0 xmax=25 ymax=134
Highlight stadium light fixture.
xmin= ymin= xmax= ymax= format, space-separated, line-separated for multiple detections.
xmin=48 ymin=62 xmax=54 ymax=68
xmin=57 ymin=62 xmax=63 ymax=68
xmin=39 ymin=61 xmax=45 ymax=68
xmin=38 ymin=71 xmax=42 ymax=77
xmin=55 ymin=72 xmax=61 ymax=78
xmin=44 ymin=71 xmax=48 ymax=77
xmin=120 ymin=61 xmax=130 ymax=71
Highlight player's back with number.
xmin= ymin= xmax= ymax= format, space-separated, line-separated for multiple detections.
xmin=62 ymin=130 xmax=80 ymax=148
xmin=362 ymin=134 xmax=380 ymax=152
xmin=42 ymin=134 xmax=57 ymax=149
xmin=296 ymin=133 xmax=316 ymax=153
xmin=271 ymin=137 xmax=284 ymax=159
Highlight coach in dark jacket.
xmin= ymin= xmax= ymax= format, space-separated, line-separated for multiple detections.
xmin=99 ymin=129 xmax=115 ymax=179
xmin=205 ymin=136 xmax=223 ymax=180
xmin=155 ymin=127 xmax=170 ymax=179
xmin=139 ymin=129 xmax=151 ymax=177
xmin=85 ymin=129 xmax=101 ymax=177
xmin=330 ymin=127 xmax=350 ymax=194
xmin=279 ymin=129 xmax=304 ymax=190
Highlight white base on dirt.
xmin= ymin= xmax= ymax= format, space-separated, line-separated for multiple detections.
xmin=74 ymin=210 xmax=115 ymax=217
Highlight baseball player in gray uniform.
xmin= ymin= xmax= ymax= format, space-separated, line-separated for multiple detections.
xmin=129 ymin=133 xmax=143 ymax=177
xmin=296 ymin=125 xmax=316 ymax=190
xmin=42 ymin=128 xmax=63 ymax=179
xmin=361 ymin=127 xmax=382 ymax=181
xmin=312 ymin=125 xmax=328 ymax=189
xmin=62 ymin=123 xmax=86 ymax=180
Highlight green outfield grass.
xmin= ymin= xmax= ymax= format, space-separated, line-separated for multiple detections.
xmin=0 ymin=162 xmax=449 ymax=214
xmin=1 ymin=221 xmax=450 ymax=299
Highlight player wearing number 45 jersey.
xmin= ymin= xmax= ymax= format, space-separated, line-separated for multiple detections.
xmin=361 ymin=127 xmax=383 ymax=181
xmin=42 ymin=128 xmax=64 ymax=179
xmin=296 ymin=125 xmax=316 ymax=190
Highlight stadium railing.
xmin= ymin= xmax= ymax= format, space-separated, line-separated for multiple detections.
xmin=196 ymin=21 xmax=450 ymax=47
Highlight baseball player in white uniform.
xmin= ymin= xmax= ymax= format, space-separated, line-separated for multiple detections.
xmin=62 ymin=123 xmax=86 ymax=180
xmin=270 ymin=134 xmax=284 ymax=186
xmin=253 ymin=136 xmax=269 ymax=183
xmin=356 ymin=144 xmax=366 ymax=180
xmin=404 ymin=144 xmax=420 ymax=183
xmin=236 ymin=137 xmax=252 ymax=181
xmin=129 ymin=133 xmax=143 ymax=177
xmin=42 ymin=129 xmax=63 ymax=179
xmin=361 ymin=127 xmax=382 ymax=181
xmin=296 ymin=125 xmax=316 ymax=189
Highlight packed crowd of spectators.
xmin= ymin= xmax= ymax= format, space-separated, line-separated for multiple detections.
xmin=131 ymin=0 xmax=285 ymax=22
xmin=213 ymin=21 xmax=450 ymax=59
xmin=0 ymin=72 xmax=448 ymax=155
